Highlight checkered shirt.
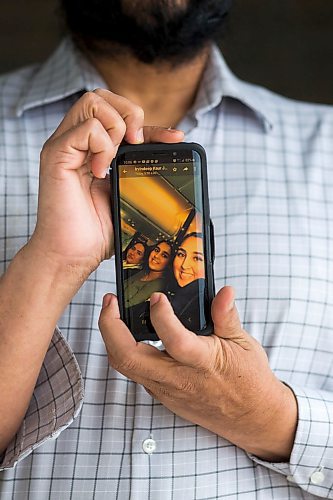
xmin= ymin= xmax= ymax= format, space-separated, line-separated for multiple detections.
xmin=1 ymin=38 xmax=333 ymax=499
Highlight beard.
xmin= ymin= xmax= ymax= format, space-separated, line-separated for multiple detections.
xmin=60 ymin=0 xmax=232 ymax=66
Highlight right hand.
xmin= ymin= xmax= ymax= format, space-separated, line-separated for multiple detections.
xmin=29 ymin=89 xmax=184 ymax=279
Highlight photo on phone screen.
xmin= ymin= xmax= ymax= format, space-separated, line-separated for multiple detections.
xmin=111 ymin=143 xmax=214 ymax=341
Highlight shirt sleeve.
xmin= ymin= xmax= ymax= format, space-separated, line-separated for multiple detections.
xmin=249 ymin=384 xmax=333 ymax=498
xmin=0 ymin=327 xmax=84 ymax=471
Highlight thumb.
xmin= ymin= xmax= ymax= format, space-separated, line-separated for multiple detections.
xmin=149 ymin=292 xmax=211 ymax=367
xmin=212 ymin=286 xmax=246 ymax=341
xmin=98 ymin=293 xmax=137 ymax=355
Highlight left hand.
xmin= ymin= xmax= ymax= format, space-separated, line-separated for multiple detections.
xmin=99 ymin=286 xmax=298 ymax=461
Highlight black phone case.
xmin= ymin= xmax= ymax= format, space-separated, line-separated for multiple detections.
xmin=110 ymin=142 xmax=215 ymax=341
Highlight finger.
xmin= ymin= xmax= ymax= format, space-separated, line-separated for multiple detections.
xmin=90 ymin=177 xmax=113 ymax=257
xmin=149 ymin=293 xmax=213 ymax=368
xmin=98 ymin=294 xmax=176 ymax=380
xmin=93 ymin=88 xmax=146 ymax=144
xmin=42 ymin=118 xmax=115 ymax=179
xmin=94 ymin=89 xmax=185 ymax=144
xmin=143 ymin=126 xmax=185 ymax=144
xmin=99 ymin=293 xmax=137 ymax=356
xmin=211 ymin=286 xmax=245 ymax=341
xmin=51 ymin=91 xmax=128 ymax=148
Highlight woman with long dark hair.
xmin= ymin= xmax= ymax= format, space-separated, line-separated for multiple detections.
xmin=123 ymin=240 xmax=172 ymax=308
xmin=166 ymin=232 xmax=206 ymax=331
xmin=123 ymin=241 xmax=147 ymax=267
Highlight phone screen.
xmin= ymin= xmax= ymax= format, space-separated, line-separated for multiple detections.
xmin=113 ymin=144 xmax=214 ymax=340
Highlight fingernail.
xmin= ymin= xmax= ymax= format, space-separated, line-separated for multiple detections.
xmin=136 ymin=128 xmax=144 ymax=143
xmin=166 ymin=128 xmax=184 ymax=134
xmin=102 ymin=294 xmax=112 ymax=309
xmin=150 ymin=293 xmax=161 ymax=307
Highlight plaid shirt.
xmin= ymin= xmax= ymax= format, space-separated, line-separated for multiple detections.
xmin=1 ymin=38 xmax=333 ymax=499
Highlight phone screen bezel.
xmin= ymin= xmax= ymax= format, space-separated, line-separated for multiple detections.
xmin=110 ymin=142 xmax=215 ymax=341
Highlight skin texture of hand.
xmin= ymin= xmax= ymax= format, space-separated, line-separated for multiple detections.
xmin=30 ymin=88 xmax=184 ymax=279
xmin=99 ymin=286 xmax=298 ymax=462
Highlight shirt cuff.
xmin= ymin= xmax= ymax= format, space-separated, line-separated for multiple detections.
xmin=249 ymin=384 xmax=333 ymax=498
xmin=0 ymin=326 xmax=84 ymax=470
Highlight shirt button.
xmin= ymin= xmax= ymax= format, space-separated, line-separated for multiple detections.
xmin=286 ymin=475 xmax=295 ymax=483
xmin=310 ymin=469 xmax=325 ymax=485
xmin=142 ymin=438 xmax=156 ymax=455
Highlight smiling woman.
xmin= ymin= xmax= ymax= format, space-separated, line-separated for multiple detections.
xmin=173 ymin=233 xmax=205 ymax=288
xmin=164 ymin=233 xmax=207 ymax=331
xmin=123 ymin=241 xmax=172 ymax=308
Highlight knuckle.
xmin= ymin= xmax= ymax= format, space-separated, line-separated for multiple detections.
xmin=129 ymin=103 xmax=144 ymax=122
xmin=97 ymin=314 xmax=107 ymax=332
xmin=156 ymin=384 xmax=172 ymax=399
xmin=82 ymin=90 xmax=99 ymax=106
xmin=82 ymin=91 xmax=101 ymax=116
xmin=176 ymin=377 xmax=195 ymax=394
xmin=174 ymin=337 xmax=190 ymax=359
xmin=114 ymin=354 xmax=138 ymax=374
xmin=40 ymin=143 xmax=48 ymax=162
xmin=86 ymin=116 xmax=102 ymax=131
xmin=40 ymin=139 xmax=52 ymax=164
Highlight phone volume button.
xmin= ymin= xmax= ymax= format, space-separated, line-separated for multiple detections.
xmin=209 ymin=219 xmax=215 ymax=263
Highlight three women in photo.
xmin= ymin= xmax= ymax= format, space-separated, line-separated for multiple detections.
xmin=123 ymin=232 xmax=206 ymax=332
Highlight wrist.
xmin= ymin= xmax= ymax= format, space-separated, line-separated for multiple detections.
xmin=26 ymin=235 xmax=97 ymax=285
xmin=0 ymin=241 xmax=87 ymax=450
xmin=244 ymin=380 xmax=298 ymax=462
xmin=15 ymin=241 xmax=90 ymax=310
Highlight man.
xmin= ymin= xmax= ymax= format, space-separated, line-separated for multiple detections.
xmin=0 ymin=0 xmax=332 ymax=498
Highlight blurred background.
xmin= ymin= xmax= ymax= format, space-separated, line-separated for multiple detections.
xmin=2 ymin=0 xmax=333 ymax=104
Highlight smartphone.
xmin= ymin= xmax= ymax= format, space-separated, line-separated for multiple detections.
xmin=110 ymin=142 xmax=215 ymax=341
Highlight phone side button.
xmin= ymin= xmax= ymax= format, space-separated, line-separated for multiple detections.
xmin=209 ymin=219 xmax=215 ymax=263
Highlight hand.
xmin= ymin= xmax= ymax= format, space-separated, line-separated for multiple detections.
xmin=99 ymin=286 xmax=298 ymax=462
xmin=30 ymin=89 xmax=184 ymax=278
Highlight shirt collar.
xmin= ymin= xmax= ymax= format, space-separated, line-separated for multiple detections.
xmin=192 ymin=44 xmax=274 ymax=131
xmin=15 ymin=38 xmax=106 ymax=117
xmin=15 ymin=38 xmax=274 ymax=131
